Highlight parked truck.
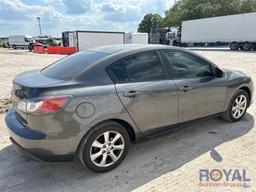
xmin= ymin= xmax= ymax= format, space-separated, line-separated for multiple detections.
xmin=180 ymin=12 xmax=256 ymax=51
xmin=156 ymin=12 xmax=256 ymax=51
xmin=62 ymin=31 xmax=125 ymax=51
xmin=8 ymin=35 xmax=32 ymax=49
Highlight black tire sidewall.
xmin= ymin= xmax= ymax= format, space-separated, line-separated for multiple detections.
xmin=228 ymin=90 xmax=249 ymax=122
xmin=79 ymin=121 xmax=130 ymax=173
xmin=243 ymin=43 xmax=251 ymax=51
xmin=230 ymin=42 xmax=238 ymax=50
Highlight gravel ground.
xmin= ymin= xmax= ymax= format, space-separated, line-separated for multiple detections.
xmin=0 ymin=49 xmax=64 ymax=112
xmin=0 ymin=48 xmax=256 ymax=192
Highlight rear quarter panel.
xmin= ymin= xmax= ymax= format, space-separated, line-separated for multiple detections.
xmin=29 ymin=84 xmax=142 ymax=154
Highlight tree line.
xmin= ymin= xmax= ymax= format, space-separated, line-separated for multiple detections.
xmin=138 ymin=0 xmax=256 ymax=33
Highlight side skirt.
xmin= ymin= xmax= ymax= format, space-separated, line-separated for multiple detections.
xmin=140 ymin=113 xmax=223 ymax=140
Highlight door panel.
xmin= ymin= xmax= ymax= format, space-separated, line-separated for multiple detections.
xmin=174 ymin=77 xmax=227 ymax=122
xmin=161 ymin=50 xmax=227 ymax=122
xmin=115 ymin=80 xmax=178 ymax=132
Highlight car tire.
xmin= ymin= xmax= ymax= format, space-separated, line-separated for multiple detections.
xmin=242 ymin=42 xmax=251 ymax=51
xmin=252 ymin=43 xmax=256 ymax=51
xmin=78 ymin=121 xmax=130 ymax=173
xmin=221 ymin=90 xmax=249 ymax=122
xmin=230 ymin=41 xmax=239 ymax=50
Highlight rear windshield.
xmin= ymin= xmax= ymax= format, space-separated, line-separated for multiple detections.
xmin=41 ymin=51 xmax=108 ymax=80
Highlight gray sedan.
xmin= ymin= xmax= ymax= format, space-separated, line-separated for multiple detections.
xmin=5 ymin=44 xmax=254 ymax=172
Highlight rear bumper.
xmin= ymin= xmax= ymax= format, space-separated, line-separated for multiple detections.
xmin=5 ymin=108 xmax=74 ymax=162
xmin=10 ymin=137 xmax=42 ymax=161
xmin=6 ymin=109 xmax=46 ymax=140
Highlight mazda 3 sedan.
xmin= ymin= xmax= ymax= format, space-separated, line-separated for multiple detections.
xmin=5 ymin=44 xmax=254 ymax=172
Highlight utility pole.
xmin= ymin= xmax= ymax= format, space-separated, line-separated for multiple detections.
xmin=37 ymin=17 xmax=42 ymax=37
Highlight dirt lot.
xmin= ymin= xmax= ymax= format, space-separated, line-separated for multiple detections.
xmin=0 ymin=49 xmax=64 ymax=112
xmin=0 ymin=48 xmax=256 ymax=192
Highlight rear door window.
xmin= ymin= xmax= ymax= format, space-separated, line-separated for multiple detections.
xmin=110 ymin=52 xmax=165 ymax=83
xmin=42 ymin=51 xmax=108 ymax=80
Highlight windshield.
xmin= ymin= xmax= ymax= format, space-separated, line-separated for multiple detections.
xmin=41 ymin=51 xmax=108 ymax=80
xmin=35 ymin=39 xmax=48 ymax=44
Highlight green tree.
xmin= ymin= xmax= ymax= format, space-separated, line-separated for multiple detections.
xmin=162 ymin=0 xmax=256 ymax=27
xmin=138 ymin=14 xmax=163 ymax=33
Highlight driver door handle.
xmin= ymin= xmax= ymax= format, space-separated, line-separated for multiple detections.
xmin=123 ymin=91 xmax=140 ymax=98
xmin=179 ymin=86 xmax=193 ymax=92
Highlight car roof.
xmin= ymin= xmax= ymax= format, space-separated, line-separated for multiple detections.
xmin=86 ymin=44 xmax=181 ymax=54
xmin=75 ymin=44 xmax=216 ymax=85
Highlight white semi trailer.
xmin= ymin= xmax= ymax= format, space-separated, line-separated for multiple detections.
xmin=62 ymin=31 xmax=125 ymax=51
xmin=181 ymin=12 xmax=256 ymax=51
xmin=125 ymin=33 xmax=148 ymax=44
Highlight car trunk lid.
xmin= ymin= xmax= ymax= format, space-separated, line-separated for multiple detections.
xmin=12 ymin=70 xmax=69 ymax=125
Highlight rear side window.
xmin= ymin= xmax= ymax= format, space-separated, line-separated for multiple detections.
xmin=42 ymin=51 xmax=108 ymax=80
xmin=111 ymin=63 xmax=129 ymax=83
xmin=110 ymin=52 xmax=165 ymax=83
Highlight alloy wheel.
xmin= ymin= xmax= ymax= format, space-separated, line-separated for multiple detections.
xmin=232 ymin=95 xmax=247 ymax=119
xmin=90 ymin=131 xmax=125 ymax=167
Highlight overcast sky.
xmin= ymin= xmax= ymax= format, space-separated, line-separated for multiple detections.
xmin=0 ymin=0 xmax=175 ymax=37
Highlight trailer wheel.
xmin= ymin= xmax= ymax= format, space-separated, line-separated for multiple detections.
xmin=252 ymin=43 xmax=256 ymax=51
xmin=242 ymin=42 xmax=251 ymax=51
xmin=230 ymin=42 xmax=239 ymax=50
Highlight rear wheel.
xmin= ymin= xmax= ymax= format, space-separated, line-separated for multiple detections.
xmin=230 ymin=41 xmax=239 ymax=50
xmin=242 ymin=42 xmax=251 ymax=51
xmin=252 ymin=43 xmax=256 ymax=51
xmin=78 ymin=121 xmax=130 ymax=172
xmin=28 ymin=45 xmax=32 ymax=51
xmin=222 ymin=90 xmax=249 ymax=122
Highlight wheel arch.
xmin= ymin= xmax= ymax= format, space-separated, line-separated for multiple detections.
xmin=224 ymin=84 xmax=252 ymax=112
xmin=76 ymin=118 xmax=138 ymax=155
xmin=109 ymin=119 xmax=136 ymax=142
xmin=239 ymin=86 xmax=251 ymax=105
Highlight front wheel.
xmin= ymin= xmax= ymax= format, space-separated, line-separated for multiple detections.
xmin=78 ymin=121 xmax=130 ymax=172
xmin=222 ymin=90 xmax=249 ymax=122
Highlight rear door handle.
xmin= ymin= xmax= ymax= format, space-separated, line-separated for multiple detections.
xmin=179 ymin=86 xmax=193 ymax=92
xmin=123 ymin=91 xmax=140 ymax=98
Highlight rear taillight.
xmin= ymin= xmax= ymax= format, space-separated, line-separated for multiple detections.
xmin=17 ymin=96 xmax=71 ymax=114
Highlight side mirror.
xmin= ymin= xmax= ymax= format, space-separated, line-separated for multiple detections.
xmin=215 ymin=67 xmax=224 ymax=78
